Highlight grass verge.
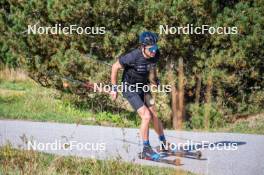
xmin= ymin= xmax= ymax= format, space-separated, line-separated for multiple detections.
xmin=225 ymin=114 xmax=264 ymax=134
xmin=0 ymin=68 xmax=263 ymax=134
xmin=0 ymin=69 xmax=139 ymax=127
xmin=0 ymin=144 xmax=193 ymax=175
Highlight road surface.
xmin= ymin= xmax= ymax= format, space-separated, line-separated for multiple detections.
xmin=1 ymin=119 xmax=264 ymax=175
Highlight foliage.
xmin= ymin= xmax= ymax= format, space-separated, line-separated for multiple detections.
xmin=227 ymin=114 xmax=264 ymax=135
xmin=187 ymin=103 xmax=226 ymax=129
xmin=1 ymin=0 xmax=263 ymax=125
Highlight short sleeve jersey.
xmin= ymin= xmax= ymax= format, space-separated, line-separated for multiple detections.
xmin=119 ymin=48 xmax=159 ymax=84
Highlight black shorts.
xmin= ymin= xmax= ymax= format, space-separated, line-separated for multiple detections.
xmin=122 ymin=86 xmax=153 ymax=111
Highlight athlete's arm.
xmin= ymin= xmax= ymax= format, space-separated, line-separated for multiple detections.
xmin=110 ymin=60 xmax=123 ymax=100
xmin=111 ymin=60 xmax=123 ymax=85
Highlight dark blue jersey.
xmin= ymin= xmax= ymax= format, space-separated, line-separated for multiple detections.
xmin=119 ymin=48 xmax=159 ymax=85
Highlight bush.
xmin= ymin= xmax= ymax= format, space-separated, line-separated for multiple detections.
xmin=187 ymin=103 xmax=226 ymax=129
xmin=1 ymin=0 xmax=263 ymax=127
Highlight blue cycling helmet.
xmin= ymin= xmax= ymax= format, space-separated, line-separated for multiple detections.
xmin=139 ymin=31 xmax=158 ymax=46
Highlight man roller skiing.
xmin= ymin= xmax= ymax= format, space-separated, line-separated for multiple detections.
xmin=110 ymin=31 xmax=169 ymax=161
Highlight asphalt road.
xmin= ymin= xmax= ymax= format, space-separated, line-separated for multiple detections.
xmin=1 ymin=119 xmax=264 ymax=175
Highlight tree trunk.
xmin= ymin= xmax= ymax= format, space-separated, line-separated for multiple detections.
xmin=195 ymin=74 xmax=202 ymax=104
xmin=204 ymin=75 xmax=212 ymax=129
xmin=171 ymin=85 xmax=179 ymax=129
xmin=169 ymin=58 xmax=185 ymax=130
xmin=176 ymin=58 xmax=185 ymax=129
xmin=168 ymin=63 xmax=178 ymax=129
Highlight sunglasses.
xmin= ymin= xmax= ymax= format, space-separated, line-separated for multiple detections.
xmin=148 ymin=44 xmax=158 ymax=53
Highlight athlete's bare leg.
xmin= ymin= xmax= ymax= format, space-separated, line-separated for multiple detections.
xmin=149 ymin=105 xmax=164 ymax=136
xmin=137 ymin=105 xmax=152 ymax=141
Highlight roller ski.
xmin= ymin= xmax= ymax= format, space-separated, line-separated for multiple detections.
xmin=138 ymin=146 xmax=181 ymax=166
xmin=156 ymin=142 xmax=202 ymax=160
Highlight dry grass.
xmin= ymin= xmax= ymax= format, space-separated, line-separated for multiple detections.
xmin=0 ymin=89 xmax=25 ymax=97
xmin=0 ymin=67 xmax=29 ymax=82
xmin=0 ymin=144 xmax=193 ymax=175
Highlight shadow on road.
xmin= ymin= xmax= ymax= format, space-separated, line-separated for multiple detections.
xmin=115 ymin=138 xmax=247 ymax=161
xmin=178 ymin=141 xmax=246 ymax=151
xmin=115 ymin=138 xmax=208 ymax=160
xmin=166 ymin=135 xmax=247 ymax=151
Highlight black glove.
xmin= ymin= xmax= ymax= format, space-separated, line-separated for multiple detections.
xmin=156 ymin=79 xmax=160 ymax=86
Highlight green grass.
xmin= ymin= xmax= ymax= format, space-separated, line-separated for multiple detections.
xmin=226 ymin=116 xmax=264 ymax=135
xmin=0 ymin=71 xmax=263 ymax=135
xmin=0 ymin=144 xmax=193 ymax=175
xmin=186 ymin=114 xmax=264 ymax=135
xmin=0 ymin=79 xmax=139 ymax=127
